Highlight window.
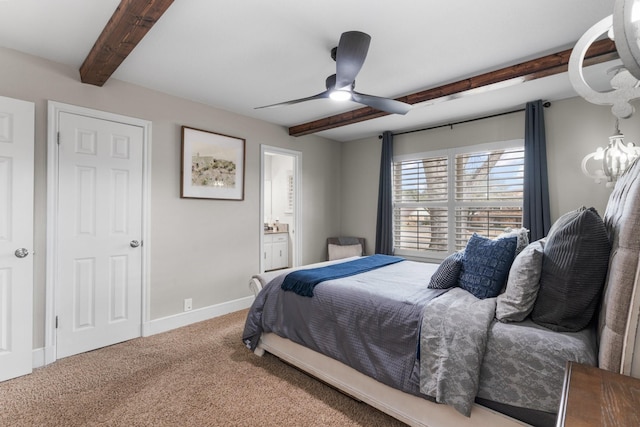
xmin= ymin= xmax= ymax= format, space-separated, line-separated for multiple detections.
xmin=393 ymin=140 xmax=524 ymax=258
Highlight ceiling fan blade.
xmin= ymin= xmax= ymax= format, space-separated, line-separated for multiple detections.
xmin=352 ymin=92 xmax=411 ymax=115
xmin=255 ymin=91 xmax=330 ymax=109
xmin=335 ymin=31 xmax=371 ymax=89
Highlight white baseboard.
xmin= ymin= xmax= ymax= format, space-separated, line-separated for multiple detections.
xmin=32 ymin=347 xmax=46 ymax=369
xmin=29 ymin=296 xmax=254 ymax=370
xmin=142 ymin=295 xmax=254 ymax=337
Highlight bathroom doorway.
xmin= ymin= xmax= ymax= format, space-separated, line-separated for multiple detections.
xmin=260 ymin=145 xmax=301 ymax=273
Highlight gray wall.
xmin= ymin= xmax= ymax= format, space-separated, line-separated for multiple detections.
xmin=0 ymin=46 xmax=342 ymax=348
xmin=4 ymin=43 xmax=638 ymax=352
xmin=340 ymin=97 xmax=640 ymax=252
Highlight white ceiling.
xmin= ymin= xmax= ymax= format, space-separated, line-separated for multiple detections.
xmin=0 ymin=0 xmax=618 ymax=141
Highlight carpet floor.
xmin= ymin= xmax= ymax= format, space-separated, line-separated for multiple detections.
xmin=0 ymin=309 xmax=406 ymax=426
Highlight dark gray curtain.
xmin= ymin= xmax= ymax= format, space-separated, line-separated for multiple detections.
xmin=523 ymin=100 xmax=551 ymax=241
xmin=375 ymin=131 xmax=394 ymax=254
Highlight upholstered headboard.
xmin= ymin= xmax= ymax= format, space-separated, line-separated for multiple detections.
xmin=598 ymin=158 xmax=640 ymax=375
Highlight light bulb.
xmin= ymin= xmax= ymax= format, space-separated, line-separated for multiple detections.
xmin=329 ymin=90 xmax=351 ymax=101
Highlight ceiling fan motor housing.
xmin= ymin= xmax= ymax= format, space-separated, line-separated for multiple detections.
xmin=325 ymin=74 xmax=355 ymax=91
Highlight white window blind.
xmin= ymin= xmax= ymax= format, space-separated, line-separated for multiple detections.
xmin=393 ymin=141 xmax=524 ymax=258
xmin=393 ymin=156 xmax=448 ymax=252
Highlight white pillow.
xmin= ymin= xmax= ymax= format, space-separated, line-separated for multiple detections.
xmin=496 ymin=239 xmax=545 ymax=322
xmin=328 ymin=243 xmax=362 ymax=261
xmin=498 ymin=227 xmax=530 ymax=256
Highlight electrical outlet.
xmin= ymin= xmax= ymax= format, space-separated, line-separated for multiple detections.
xmin=184 ymin=298 xmax=193 ymax=312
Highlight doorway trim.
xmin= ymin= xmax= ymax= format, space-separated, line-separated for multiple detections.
xmin=260 ymin=145 xmax=302 ymax=272
xmin=44 ymin=101 xmax=152 ymax=365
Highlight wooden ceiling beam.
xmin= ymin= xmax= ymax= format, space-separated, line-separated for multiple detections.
xmin=288 ymin=39 xmax=618 ymax=137
xmin=80 ymin=0 xmax=175 ymax=86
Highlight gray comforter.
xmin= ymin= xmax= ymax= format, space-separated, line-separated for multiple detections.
xmin=418 ymin=288 xmax=597 ymax=416
xmin=419 ymin=288 xmax=496 ymax=417
xmin=478 ymin=318 xmax=597 ymax=413
xmin=243 ymin=258 xmax=598 ymax=417
xmin=243 ymin=259 xmax=446 ymax=394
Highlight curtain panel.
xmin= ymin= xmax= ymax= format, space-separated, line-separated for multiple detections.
xmin=375 ymin=131 xmax=394 ymax=254
xmin=523 ymin=100 xmax=552 ymax=241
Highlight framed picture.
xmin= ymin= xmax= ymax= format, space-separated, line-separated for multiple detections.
xmin=180 ymin=126 xmax=245 ymax=200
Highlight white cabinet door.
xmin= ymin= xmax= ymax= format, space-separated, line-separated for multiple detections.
xmin=270 ymin=234 xmax=288 ymax=270
xmin=0 ymin=96 xmax=34 ymax=382
xmin=263 ymin=235 xmax=273 ymax=271
xmin=272 ymin=240 xmax=288 ymax=270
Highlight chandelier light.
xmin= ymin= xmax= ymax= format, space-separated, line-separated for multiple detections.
xmin=582 ymin=119 xmax=640 ymax=187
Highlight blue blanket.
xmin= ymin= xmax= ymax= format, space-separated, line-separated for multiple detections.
xmin=281 ymin=254 xmax=404 ymax=297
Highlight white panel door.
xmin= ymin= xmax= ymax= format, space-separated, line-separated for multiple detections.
xmin=56 ymin=112 xmax=143 ymax=359
xmin=0 ymin=96 xmax=34 ymax=382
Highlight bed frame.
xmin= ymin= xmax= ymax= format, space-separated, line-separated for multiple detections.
xmin=247 ymin=159 xmax=640 ymax=427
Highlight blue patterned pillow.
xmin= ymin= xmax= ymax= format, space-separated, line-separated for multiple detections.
xmin=428 ymin=251 xmax=464 ymax=289
xmin=458 ymin=233 xmax=517 ymax=299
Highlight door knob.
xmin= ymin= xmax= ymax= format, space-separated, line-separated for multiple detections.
xmin=130 ymin=240 xmax=141 ymax=248
xmin=15 ymin=248 xmax=29 ymax=258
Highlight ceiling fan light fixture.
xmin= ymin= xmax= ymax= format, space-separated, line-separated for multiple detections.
xmin=329 ymin=90 xmax=352 ymax=101
xmin=255 ymin=31 xmax=411 ymax=115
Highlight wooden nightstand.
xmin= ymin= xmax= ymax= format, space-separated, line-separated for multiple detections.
xmin=556 ymin=361 xmax=640 ymax=426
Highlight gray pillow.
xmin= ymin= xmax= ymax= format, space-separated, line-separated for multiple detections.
xmin=531 ymin=207 xmax=611 ymax=332
xmin=428 ymin=251 xmax=464 ymax=289
xmin=496 ymin=239 xmax=545 ymax=322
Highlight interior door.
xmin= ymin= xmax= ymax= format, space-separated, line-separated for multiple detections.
xmin=0 ymin=96 xmax=34 ymax=382
xmin=56 ymin=111 xmax=143 ymax=359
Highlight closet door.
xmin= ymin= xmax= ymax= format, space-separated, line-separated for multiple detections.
xmin=55 ymin=111 xmax=144 ymax=359
xmin=0 ymin=96 xmax=34 ymax=382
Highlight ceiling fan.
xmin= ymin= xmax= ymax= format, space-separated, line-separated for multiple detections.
xmin=256 ymin=31 xmax=411 ymax=115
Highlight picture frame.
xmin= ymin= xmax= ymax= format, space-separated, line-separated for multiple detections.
xmin=180 ymin=126 xmax=245 ymax=200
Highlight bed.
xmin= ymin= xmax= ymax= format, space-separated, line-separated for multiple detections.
xmin=242 ymin=159 xmax=640 ymax=427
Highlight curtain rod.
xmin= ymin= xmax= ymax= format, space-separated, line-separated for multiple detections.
xmin=378 ymin=101 xmax=551 ymax=139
